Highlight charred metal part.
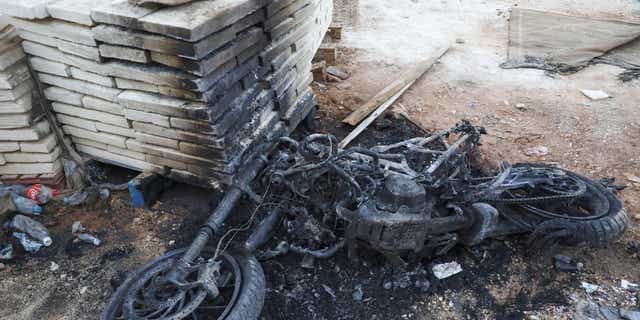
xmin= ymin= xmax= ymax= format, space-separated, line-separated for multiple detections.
xmin=244 ymin=210 xmax=283 ymax=253
xmin=289 ymin=240 xmax=346 ymax=259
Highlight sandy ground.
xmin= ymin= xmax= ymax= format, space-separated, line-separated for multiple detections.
xmin=1 ymin=0 xmax=640 ymax=319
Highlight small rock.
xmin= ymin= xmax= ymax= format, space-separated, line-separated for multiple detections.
xmin=352 ymin=285 xmax=364 ymax=301
xmin=79 ymin=286 xmax=88 ymax=295
xmin=71 ymin=221 xmax=85 ymax=234
xmin=580 ymin=89 xmax=611 ymax=101
xmin=315 ymin=82 xmax=328 ymax=91
xmin=168 ymin=240 xmax=175 ymax=246
xmin=326 ymin=66 xmax=349 ymax=80
xmin=621 ymin=279 xmax=640 ymax=292
xmin=581 ymin=281 xmax=599 ymax=294
xmin=433 ymin=262 xmax=463 ymax=279
xmin=414 ymin=280 xmax=431 ymax=292
xmin=0 ymin=262 xmax=5 ymax=270
xmin=525 ymin=146 xmax=549 ymax=157
xmin=627 ymin=240 xmax=639 ymax=254
xmin=626 ymin=174 xmax=640 ymax=184
xmin=50 ymin=262 xmax=59 ymax=272
xmin=515 ymin=103 xmax=528 ymax=111
xmin=336 ymin=82 xmax=352 ymax=90
xmin=554 ymin=255 xmax=582 ymax=272
xmin=634 ymin=215 xmax=640 ymax=221
xmin=455 ymin=38 xmax=465 ymax=44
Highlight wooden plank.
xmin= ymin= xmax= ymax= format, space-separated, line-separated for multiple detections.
xmin=342 ymin=46 xmax=448 ymax=126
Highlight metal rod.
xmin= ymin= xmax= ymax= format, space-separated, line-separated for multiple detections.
xmin=425 ymin=134 xmax=470 ymax=176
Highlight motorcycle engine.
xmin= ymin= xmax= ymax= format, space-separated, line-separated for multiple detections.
xmin=374 ymin=174 xmax=430 ymax=215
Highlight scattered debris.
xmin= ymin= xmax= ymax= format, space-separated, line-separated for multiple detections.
xmin=432 ymin=262 xmax=463 ymax=280
xmin=79 ymin=286 xmax=88 ymax=295
xmin=625 ymin=174 xmax=640 ymax=184
xmin=7 ymin=215 xmax=52 ymax=246
xmin=515 ymin=103 xmax=528 ymax=111
xmin=455 ymin=38 xmax=465 ymax=44
xmin=326 ymin=66 xmax=350 ymax=80
xmin=72 ymin=221 xmax=85 ymax=234
xmin=12 ymin=232 xmax=44 ymax=252
xmin=525 ymin=146 xmax=549 ymax=157
xmin=322 ymin=284 xmax=336 ymax=299
xmin=77 ymin=233 xmax=102 ymax=246
xmin=352 ymin=285 xmax=364 ymax=301
xmin=25 ymin=184 xmax=58 ymax=204
xmin=50 ymin=262 xmax=59 ymax=272
xmin=621 ymin=280 xmax=640 ymax=292
xmin=581 ymin=281 xmax=599 ymax=294
xmin=0 ymin=244 xmax=13 ymax=260
xmin=580 ymin=89 xmax=611 ymax=101
xmin=554 ymin=254 xmax=583 ymax=272
xmin=336 ymin=82 xmax=352 ymax=90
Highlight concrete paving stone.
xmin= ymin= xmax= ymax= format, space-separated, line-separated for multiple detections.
xmin=260 ymin=19 xmax=311 ymax=65
xmin=44 ymin=86 xmax=84 ymax=106
xmin=70 ymin=67 xmax=115 ymax=87
xmin=0 ymin=95 xmax=33 ymax=115
xmin=56 ymin=113 xmax=98 ymax=132
xmin=118 ymin=90 xmax=207 ymax=119
xmin=75 ymin=144 xmax=162 ymax=172
xmin=10 ymin=17 xmax=97 ymax=46
xmin=47 ymin=0 xmax=101 ymax=26
xmin=82 ymin=96 xmax=124 ymax=115
xmin=0 ymin=160 xmax=62 ymax=175
xmin=265 ymin=0 xmax=310 ymax=29
xmin=0 ymin=121 xmax=51 ymax=141
xmin=132 ymin=121 xmax=219 ymax=146
xmin=0 ymin=81 xmax=34 ymax=102
xmin=16 ymin=28 xmax=59 ymax=47
xmin=73 ymin=137 xmax=107 ymax=150
xmin=0 ymin=0 xmax=54 ymax=20
xmin=129 ymin=139 xmax=225 ymax=168
xmin=107 ymin=144 xmax=146 ymax=161
xmin=157 ymin=86 xmax=204 ymax=102
xmin=0 ymin=46 xmax=26 ymax=71
xmin=266 ymin=0 xmax=298 ymax=16
xmin=150 ymin=27 xmax=264 ymax=76
xmin=91 ymin=0 xmax=161 ymax=29
xmin=62 ymin=125 xmax=127 ymax=148
xmin=38 ymin=73 xmax=122 ymax=102
xmin=30 ymin=56 xmax=71 ymax=77
xmin=0 ymin=142 xmax=20 ymax=153
xmin=0 ymin=113 xmax=31 ymax=129
xmin=0 ymin=61 xmax=31 ymax=90
xmin=169 ymin=117 xmax=215 ymax=134
xmin=52 ymin=102 xmax=129 ymax=127
xmin=96 ymin=122 xmax=136 ymax=138
xmin=178 ymin=141 xmax=226 ymax=159
xmin=134 ymin=132 xmax=179 ymax=149
xmin=138 ymin=0 xmax=266 ymax=42
xmin=146 ymin=153 xmax=187 ymax=170
xmin=56 ymin=39 xmax=101 ymax=61
xmin=4 ymin=146 xmax=61 ymax=163
xmin=123 ymin=108 xmax=170 ymax=127
xmin=19 ymin=133 xmax=57 ymax=153
xmin=99 ymin=44 xmax=150 ymax=64
xmin=115 ymin=78 xmax=159 ymax=93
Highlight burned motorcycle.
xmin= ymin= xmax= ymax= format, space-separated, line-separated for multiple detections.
xmin=102 ymin=121 xmax=628 ymax=320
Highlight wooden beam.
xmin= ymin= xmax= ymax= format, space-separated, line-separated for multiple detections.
xmin=341 ymin=46 xmax=449 ymax=126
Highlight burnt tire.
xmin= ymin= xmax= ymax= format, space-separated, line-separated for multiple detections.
xmin=101 ymin=248 xmax=265 ymax=320
xmin=508 ymin=164 xmax=629 ymax=247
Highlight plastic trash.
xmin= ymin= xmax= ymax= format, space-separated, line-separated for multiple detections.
xmin=12 ymin=232 xmax=45 ymax=252
xmin=432 ymin=262 xmax=463 ymax=279
xmin=64 ymin=187 xmax=110 ymax=206
xmin=25 ymin=184 xmax=59 ymax=204
xmin=11 ymin=196 xmax=42 ymax=215
xmin=0 ymin=244 xmax=13 ymax=260
xmin=7 ymin=215 xmax=52 ymax=246
xmin=77 ymin=233 xmax=101 ymax=246
xmin=71 ymin=221 xmax=85 ymax=234
xmin=0 ymin=184 xmax=26 ymax=195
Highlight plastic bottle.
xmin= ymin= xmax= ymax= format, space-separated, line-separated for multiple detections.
xmin=77 ymin=233 xmax=101 ymax=246
xmin=12 ymin=232 xmax=44 ymax=252
xmin=25 ymin=184 xmax=59 ymax=204
xmin=11 ymin=196 xmax=42 ymax=215
xmin=7 ymin=215 xmax=52 ymax=246
xmin=0 ymin=184 xmax=26 ymax=195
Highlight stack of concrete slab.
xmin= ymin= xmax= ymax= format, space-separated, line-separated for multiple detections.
xmin=0 ymin=0 xmax=331 ymax=188
xmin=0 ymin=16 xmax=64 ymax=185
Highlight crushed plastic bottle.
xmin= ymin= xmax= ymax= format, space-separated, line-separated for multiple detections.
xmin=63 ymin=187 xmax=109 ymax=206
xmin=7 ymin=215 xmax=52 ymax=246
xmin=25 ymin=184 xmax=58 ymax=204
xmin=0 ymin=184 xmax=26 ymax=195
xmin=11 ymin=196 xmax=42 ymax=215
xmin=12 ymin=232 xmax=44 ymax=252
xmin=77 ymin=233 xmax=101 ymax=246
xmin=71 ymin=221 xmax=85 ymax=234
xmin=0 ymin=244 xmax=13 ymax=260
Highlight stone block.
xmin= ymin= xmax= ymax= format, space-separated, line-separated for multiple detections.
xmin=0 ymin=0 xmax=54 ymax=20
xmin=118 ymin=90 xmax=207 ymax=119
xmin=30 ymin=56 xmax=71 ymax=77
xmin=0 ymin=160 xmax=62 ymax=175
xmin=70 ymin=67 xmax=115 ymax=87
xmin=0 ymin=81 xmax=34 ymax=102
xmin=134 ymin=132 xmax=178 ymax=149
xmin=56 ymin=39 xmax=101 ymax=61
xmin=62 ymin=125 xmax=127 ymax=148
xmin=96 ymin=122 xmax=136 ymax=138
xmin=0 ymin=113 xmax=31 ymax=129
xmin=52 ymin=102 xmax=129 ymax=127
xmin=0 ymin=61 xmax=31 ymax=90
xmin=0 ymin=142 xmax=20 ymax=152
xmin=72 ymin=137 xmax=107 ymax=150
xmin=4 ymin=146 xmax=61 ymax=163
xmin=75 ymin=144 xmax=162 ymax=172
xmin=0 ymin=120 xmax=50 ymax=141
xmin=10 ymin=17 xmax=97 ymax=46
xmin=0 ymin=46 xmax=26 ymax=71
xmin=38 ymin=73 xmax=122 ymax=102
xmin=82 ymin=96 xmax=124 ymax=115
xmin=46 ymin=0 xmax=100 ymax=26
xmin=99 ymin=44 xmax=150 ymax=64
xmin=56 ymin=113 xmax=98 ymax=132
xmin=19 ymin=133 xmax=57 ymax=153
xmin=44 ymin=86 xmax=84 ymax=106
xmin=107 ymin=144 xmax=146 ymax=161
xmin=123 ymin=108 xmax=170 ymax=127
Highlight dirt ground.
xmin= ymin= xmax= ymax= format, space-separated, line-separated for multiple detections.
xmin=1 ymin=0 xmax=640 ymax=319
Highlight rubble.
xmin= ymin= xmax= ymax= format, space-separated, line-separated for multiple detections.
xmin=554 ymin=254 xmax=584 ymax=272
xmin=432 ymin=262 xmax=463 ymax=280
xmin=581 ymin=281 xmax=599 ymax=294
